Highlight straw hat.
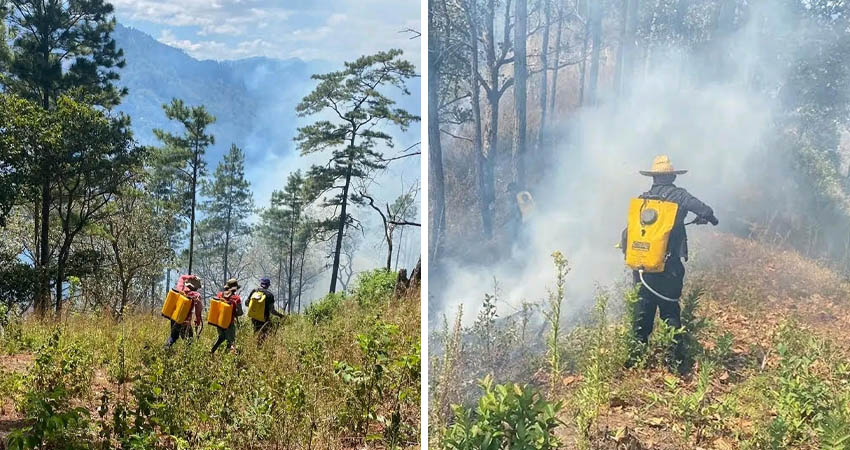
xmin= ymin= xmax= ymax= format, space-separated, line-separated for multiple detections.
xmin=639 ymin=155 xmax=688 ymax=176
xmin=223 ymin=278 xmax=240 ymax=295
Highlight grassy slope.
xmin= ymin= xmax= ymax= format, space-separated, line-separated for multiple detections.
xmin=555 ymin=231 xmax=850 ymax=449
xmin=0 ymin=276 xmax=420 ymax=449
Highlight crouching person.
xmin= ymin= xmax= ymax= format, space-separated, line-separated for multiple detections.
xmin=211 ymin=278 xmax=243 ymax=354
xmin=165 ymin=274 xmax=203 ymax=348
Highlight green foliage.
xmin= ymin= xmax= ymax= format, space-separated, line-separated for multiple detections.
xmin=544 ymin=251 xmax=569 ymax=384
xmin=197 ymin=143 xmax=254 ymax=285
xmin=7 ymin=388 xmax=93 ymax=450
xmin=334 ymin=321 xmax=419 ymax=445
xmin=295 ymin=49 xmax=419 ymax=292
xmin=305 ymin=292 xmax=345 ymax=325
xmin=29 ymin=331 xmax=95 ymax=398
xmin=3 ymin=0 xmax=126 ymax=108
xmin=440 ymin=376 xmax=562 ymax=450
xmin=0 ymin=95 xmax=41 ymax=225
xmin=655 ymin=362 xmax=733 ymax=443
xmin=353 ymin=269 xmax=398 ymax=306
xmin=819 ymin=409 xmax=850 ymax=450
xmin=6 ymin=330 xmax=97 ymax=450
xmin=769 ymin=323 xmax=834 ymax=445
xmin=258 ymin=170 xmax=319 ymax=312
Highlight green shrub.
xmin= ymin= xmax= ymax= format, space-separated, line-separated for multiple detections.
xmin=7 ymin=387 xmax=93 ymax=450
xmin=353 ymin=269 xmax=397 ymax=306
xmin=441 ymin=376 xmax=562 ymax=450
xmin=305 ymin=292 xmax=345 ymax=324
xmin=29 ymin=330 xmax=94 ymax=399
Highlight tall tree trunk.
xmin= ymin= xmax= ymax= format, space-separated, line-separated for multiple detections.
xmin=467 ymin=2 xmax=490 ymax=238
xmin=277 ymin=244 xmax=284 ymax=306
xmin=287 ymin=212 xmax=296 ymax=313
xmin=614 ymin=0 xmax=628 ymax=95
xmin=539 ymin=0 xmax=551 ymax=140
xmin=34 ymin=52 xmax=52 ymax=318
xmin=427 ymin=11 xmax=447 ymax=261
xmin=54 ymin=242 xmax=71 ymax=316
xmin=394 ymin=226 xmax=404 ymax=271
xmin=297 ymin=247 xmax=306 ymax=313
xmin=36 ymin=180 xmax=50 ymax=317
xmin=223 ymin=230 xmax=230 ymax=284
xmin=329 ymin=160 xmax=353 ymax=293
xmin=514 ymin=0 xmax=529 ymax=186
xmin=386 ymin=236 xmax=393 ymax=271
xmin=188 ymin=151 xmax=199 ymax=274
xmin=587 ymin=0 xmax=603 ymax=106
xmin=623 ymin=0 xmax=639 ymax=96
xmin=579 ymin=0 xmax=590 ymax=106
xmin=549 ymin=3 xmax=564 ymax=115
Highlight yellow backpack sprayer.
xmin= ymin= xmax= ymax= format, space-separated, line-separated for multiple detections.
xmin=161 ymin=289 xmax=192 ymax=323
xmin=247 ymin=290 xmax=267 ymax=322
xmin=208 ymin=298 xmax=234 ymax=329
xmin=622 ymin=195 xmax=703 ymax=302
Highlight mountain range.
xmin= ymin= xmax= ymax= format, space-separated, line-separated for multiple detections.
xmin=112 ymin=23 xmax=332 ymax=168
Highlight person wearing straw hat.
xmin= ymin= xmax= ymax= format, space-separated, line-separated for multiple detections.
xmin=211 ymin=278 xmax=243 ymax=354
xmin=621 ymin=155 xmax=718 ymax=372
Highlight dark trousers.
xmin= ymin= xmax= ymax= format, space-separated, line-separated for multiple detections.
xmin=252 ymin=319 xmax=271 ymax=345
xmin=633 ymin=285 xmax=683 ymax=342
xmin=165 ymin=321 xmax=194 ymax=348
xmin=632 ymin=265 xmax=685 ymax=363
xmin=211 ymin=322 xmax=236 ymax=353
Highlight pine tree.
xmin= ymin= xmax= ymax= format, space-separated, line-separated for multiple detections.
xmin=153 ymin=99 xmax=216 ymax=275
xmin=258 ymin=171 xmax=318 ymax=312
xmin=2 ymin=0 xmax=126 ymax=315
xmin=146 ymin=145 xmax=192 ymax=291
xmin=295 ymin=49 xmax=419 ymax=293
xmin=199 ymin=144 xmax=254 ymax=284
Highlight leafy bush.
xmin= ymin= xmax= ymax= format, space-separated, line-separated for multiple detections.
xmin=441 ymin=376 xmax=562 ymax=450
xmin=7 ymin=331 xmax=97 ymax=450
xmin=334 ymin=321 xmax=420 ymax=446
xmin=305 ymin=292 xmax=345 ymax=324
xmin=29 ymin=330 xmax=94 ymax=399
xmin=7 ymin=388 xmax=93 ymax=450
xmin=353 ymin=269 xmax=397 ymax=306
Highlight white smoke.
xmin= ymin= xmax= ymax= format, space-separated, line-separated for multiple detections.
xmin=431 ymin=1 xmax=818 ymax=325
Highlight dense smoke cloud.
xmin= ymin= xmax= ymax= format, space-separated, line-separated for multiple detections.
xmin=431 ymin=0 xmax=843 ymax=325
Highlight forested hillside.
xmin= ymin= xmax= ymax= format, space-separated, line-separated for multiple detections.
xmin=0 ymin=0 xmax=421 ymax=447
xmin=112 ymin=24 xmax=326 ymax=160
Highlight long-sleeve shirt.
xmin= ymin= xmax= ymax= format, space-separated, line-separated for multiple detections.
xmin=175 ymin=275 xmax=203 ymax=327
xmin=620 ymin=182 xmax=717 ymax=262
xmin=247 ymin=288 xmax=283 ymax=321
xmin=217 ymin=291 xmax=242 ymax=309
xmin=642 ymin=182 xmax=716 ymax=261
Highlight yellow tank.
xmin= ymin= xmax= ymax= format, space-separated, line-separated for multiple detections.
xmin=208 ymin=299 xmax=233 ymax=329
xmin=247 ymin=290 xmax=267 ymax=322
xmin=625 ymin=197 xmax=679 ymax=273
xmin=161 ymin=289 xmax=191 ymax=322
xmin=517 ymin=191 xmax=535 ymax=222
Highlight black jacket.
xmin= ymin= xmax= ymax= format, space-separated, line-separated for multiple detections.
xmin=247 ymin=288 xmax=282 ymax=321
xmin=621 ymin=182 xmax=716 ymax=262
xmin=643 ymin=182 xmax=716 ymax=261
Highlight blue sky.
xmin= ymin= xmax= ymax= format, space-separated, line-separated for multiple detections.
xmin=111 ymin=0 xmax=421 ymax=64
xmin=111 ymin=0 xmax=423 ymax=278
